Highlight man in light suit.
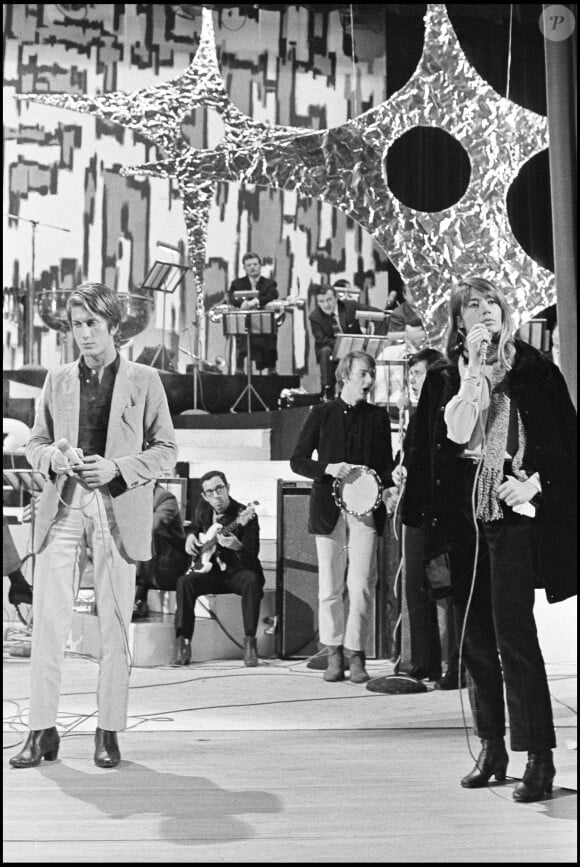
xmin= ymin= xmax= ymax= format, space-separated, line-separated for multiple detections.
xmin=10 ymin=283 xmax=177 ymax=770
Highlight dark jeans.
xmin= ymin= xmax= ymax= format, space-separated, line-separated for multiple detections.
xmin=175 ymin=568 xmax=263 ymax=640
xmin=403 ymin=525 xmax=459 ymax=677
xmin=449 ymin=462 xmax=555 ymax=752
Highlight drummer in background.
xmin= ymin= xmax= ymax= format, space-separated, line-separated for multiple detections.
xmin=376 ymin=284 xmax=426 ymax=349
xmin=227 ymin=252 xmax=279 ymax=375
xmin=290 ymin=350 xmax=394 ymax=684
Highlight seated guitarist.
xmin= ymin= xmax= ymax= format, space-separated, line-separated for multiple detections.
xmin=172 ymin=470 xmax=264 ymax=668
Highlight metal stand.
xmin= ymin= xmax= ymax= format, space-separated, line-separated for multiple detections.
xmin=225 ymin=310 xmax=275 ymax=413
xmin=178 ymin=344 xmax=206 ymax=413
xmin=141 ymin=260 xmax=189 ymax=372
xmin=4 ymin=213 xmax=71 ymax=365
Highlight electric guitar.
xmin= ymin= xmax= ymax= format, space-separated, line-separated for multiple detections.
xmin=186 ymin=501 xmax=259 ymax=574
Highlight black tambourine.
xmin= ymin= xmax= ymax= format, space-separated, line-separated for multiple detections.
xmin=333 ymin=465 xmax=383 ymax=516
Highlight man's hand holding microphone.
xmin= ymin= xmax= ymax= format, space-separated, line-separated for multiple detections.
xmin=51 ymin=439 xmax=120 ymax=488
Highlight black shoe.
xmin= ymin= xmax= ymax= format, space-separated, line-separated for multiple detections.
xmin=172 ymin=636 xmax=191 ymax=666
xmin=461 ymin=738 xmax=508 ymax=788
xmin=243 ymin=636 xmax=258 ymax=667
xmin=434 ymin=670 xmax=467 ymax=690
xmin=10 ymin=727 xmax=60 ymax=768
xmin=8 ymin=580 xmax=33 ymax=607
xmin=513 ymin=750 xmax=555 ymax=802
xmin=94 ymin=727 xmax=120 ymax=768
xmin=132 ymin=599 xmax=150 ymax=621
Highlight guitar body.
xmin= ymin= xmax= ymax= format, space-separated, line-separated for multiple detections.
xmin=187 ymin=501 xmax=259 ymax=575
xmin=190 ymin=524 xmax=224 ymax=574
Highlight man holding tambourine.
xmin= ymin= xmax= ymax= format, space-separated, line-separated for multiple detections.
xmin=290 ymin=350 xmax=394 ymax=683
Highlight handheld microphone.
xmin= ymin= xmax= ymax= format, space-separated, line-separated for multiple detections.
xmin=56 ymin=438 xmax=82 ymax=467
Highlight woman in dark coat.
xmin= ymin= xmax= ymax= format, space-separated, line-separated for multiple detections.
xmin=402 ymin=276 xmax=577 ymax=802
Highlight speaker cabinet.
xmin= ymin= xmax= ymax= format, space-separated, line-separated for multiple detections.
xmin=276 ymin=480 xmax=319 ymax=658
xmin=276 ymin=480 xmax=377 ymax=659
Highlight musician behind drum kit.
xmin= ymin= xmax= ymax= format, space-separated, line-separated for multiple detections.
xmin=210 ymin=251 xmax=304 ymax=375
xmin=172 ymin=470 xmax=265 ymax=669
xmin=290 ymin=350 xmax=395 ymax=684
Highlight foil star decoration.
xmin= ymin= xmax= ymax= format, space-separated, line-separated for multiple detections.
xmin=17 ymin=4 xmax=554 ymax=343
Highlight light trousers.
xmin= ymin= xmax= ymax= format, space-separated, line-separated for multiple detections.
xmin=315 ymin=511 xmax=377 ymax=651
xmin=29 ymin=479 xmax=135 ymax=731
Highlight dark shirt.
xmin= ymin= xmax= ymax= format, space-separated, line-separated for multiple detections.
xmin=78 ymin=354 xmax=120 ymax=456
xmin=338 ymin=398 xmax=368 ymax=465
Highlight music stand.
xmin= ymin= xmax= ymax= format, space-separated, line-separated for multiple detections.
xmin=332 ymin=334 xmax=368 ymax=360
xmin=141 ymin=260 xmax=189 ymax=371
xmin=224 ymin=310 xmax=275 ymax=412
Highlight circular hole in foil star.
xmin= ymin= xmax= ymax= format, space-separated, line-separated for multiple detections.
xmin=507 ymin=149 xmax=553 ymax=272
xmin=385 ymin=127 xmax=471 ymax=213
xmin=446 ymin=5 xmax=546 ymax=115
xmin=180 ymin=107 xmax=226 ymax=151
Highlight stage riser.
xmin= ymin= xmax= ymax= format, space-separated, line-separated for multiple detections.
xmin=70 ymin=589 xmax=277 ymax=666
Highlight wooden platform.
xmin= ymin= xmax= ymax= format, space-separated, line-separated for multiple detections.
xmin=2 ymin=647 xmax=577 ymax=863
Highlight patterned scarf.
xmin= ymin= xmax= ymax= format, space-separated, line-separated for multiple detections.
xmin=477 ymin=362 xmax=526 ymax=522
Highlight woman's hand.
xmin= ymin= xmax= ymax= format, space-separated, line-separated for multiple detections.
xmin=498 ymin=475 xmax=537 ymax=508
xmin=391 ymin=465 xmax=407 ymax=487
xmin=465 ymin=323 xmax=490 ymax=372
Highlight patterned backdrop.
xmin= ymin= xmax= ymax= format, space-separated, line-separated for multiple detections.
xmin=3 ymin=4 xmax=554 ymax=388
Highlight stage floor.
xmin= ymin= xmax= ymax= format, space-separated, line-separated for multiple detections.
xmin=3 ymin=637 xmax=577 ymax=863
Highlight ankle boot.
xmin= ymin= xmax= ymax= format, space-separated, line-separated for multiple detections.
xmin=345 ymin=649 xmax=370 ymax=683
xmin=513 ymin=750 xmax=555 ymax=802
xmin=94 ymin=727 xmax=121 ymax=768
xmin=323 ymin=646 xmax=345 ymax=682
xmin=461 ymin=737 xmax=508 ymax=788
xmin=172 ymin=636 xmax=191 ymax=666
xmin=10 ymin=727 xmax=60 ymax=768
xmin=243 ymin=636 xmax=258 ymax=667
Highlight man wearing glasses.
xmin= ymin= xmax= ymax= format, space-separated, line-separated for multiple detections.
xmin=172 ymin=470 xmax=264 ymax=667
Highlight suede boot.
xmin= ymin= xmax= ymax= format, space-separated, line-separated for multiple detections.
xmin=323 ymin=646 xmax=345 ymax=682
xmin=345 ymin=649 xmax=370 ymax=683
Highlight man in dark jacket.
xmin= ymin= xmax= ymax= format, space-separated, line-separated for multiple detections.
xmin=227 ymin=252 xmax=279 ymax=374
xmin=309 ymin=283 xmax=386 ymax=400
xmin=291 ymin=350 xmax=394 ymax=683
xmin=172 ymin=470 xmax=264 ymax=668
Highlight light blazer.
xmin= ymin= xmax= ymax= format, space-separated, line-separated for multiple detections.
xmin=26 ymin=356 xmax=178 ymax=561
